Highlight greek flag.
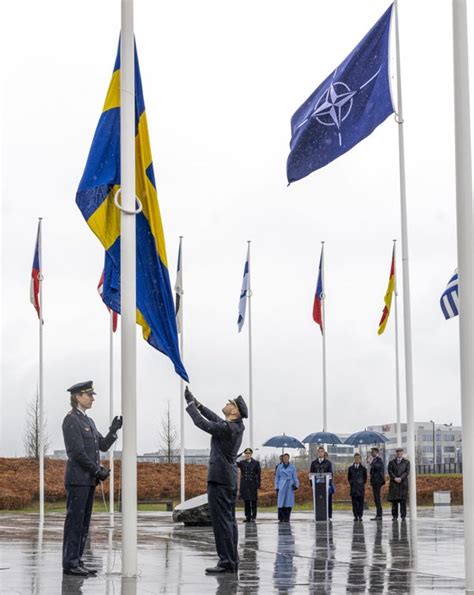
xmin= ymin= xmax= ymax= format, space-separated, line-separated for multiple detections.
xmin=440 ymin=269 xmax=459 ymax=320
xmin=237 ymin=247 xmax=250 ymax=332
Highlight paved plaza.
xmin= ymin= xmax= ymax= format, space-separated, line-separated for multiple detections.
xmin=0 ymin=507 xmax=466 ymax=593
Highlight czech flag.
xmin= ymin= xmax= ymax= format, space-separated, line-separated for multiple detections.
xmin=30 ymin=220 xmax=42 ymax=319
xmin=313 ymin=245 xmax=324 ymax=334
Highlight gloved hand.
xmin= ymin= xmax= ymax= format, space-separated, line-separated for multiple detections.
xmin=95 ymin=466 xmax=111 ymax=482
xmin=185 ymin=386 xmax=202 ymax=409
xmin=292 ymin=485 xmax=298 ymax=491
xmin=275 ymin=489 xmax=279 ymax=495
xmin=109 ymin=415 xmax=123 ymax=434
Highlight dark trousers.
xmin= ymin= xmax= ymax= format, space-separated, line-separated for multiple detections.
xmin=244 ymin=499 xmax=257 ymax=520
xmin=63 ymin=485 xmax=95 ymax=569
xmin=278 ymin=507 xmax=292 ymax=522
xmin=207 ymin=482 xmax=239 ymax=570
xmin=372 ymin=483 xmax=383 ymax=517
xmin=328 ymin=493 xmax=333 ymax=519
xmin=351 ymin=495 xmax=364 ymax=519
xmin=391 ymin=499 xmax=407 ymax=519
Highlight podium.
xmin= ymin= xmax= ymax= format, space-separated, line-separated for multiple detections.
xmin=310 ymin=472 xmax=332 ymax=522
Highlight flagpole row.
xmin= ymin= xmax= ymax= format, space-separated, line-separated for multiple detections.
xmin=38 ymin=218 xmax=44 ymax=524
xmin=393 ymin=0 xmax=417 ymax=520
xmin=247 ymin=241 xmax=254 ymax=449
xmin=393 ymin=240 xmax=402 ymax=447
xmin=109 ymin=309 xmax=115 ymax=527
xmin=452 ymin=1 xmax=474 ymax=590
xmin=120 ymin=0 xmax=137 ymax=577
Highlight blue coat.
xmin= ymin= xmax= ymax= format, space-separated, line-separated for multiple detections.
xmin=275 ymin=463 xmax=299 ymax=508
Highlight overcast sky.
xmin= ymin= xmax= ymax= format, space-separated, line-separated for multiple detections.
xmin=0 ymin=0 xmax=471 ymax=458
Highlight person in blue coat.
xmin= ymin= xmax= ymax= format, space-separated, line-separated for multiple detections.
xmin=274 ymin=453 xmax=299 ymax=522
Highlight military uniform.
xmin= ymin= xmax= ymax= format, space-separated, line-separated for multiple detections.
xmin=62 ymin=381 xmax=121 ymax=574
xmin=186 ymin=393 xmax=247 ymax=573
xmin=237 ymin=456 xmax=261 ymax=521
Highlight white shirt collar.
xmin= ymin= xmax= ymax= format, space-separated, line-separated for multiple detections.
xmin=77 ymin=406 xmax=87 ymax=416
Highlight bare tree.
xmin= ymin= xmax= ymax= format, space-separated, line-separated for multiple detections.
xmin=23 ymin=391 xmax=49 ymax=460
xmin=158 ymin=401 xmax=179 ymax=463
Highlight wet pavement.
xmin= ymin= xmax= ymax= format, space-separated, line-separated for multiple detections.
xmin=0 ymin=506 xmax=466 ymax=593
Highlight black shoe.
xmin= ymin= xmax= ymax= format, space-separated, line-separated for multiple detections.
xmin=353 ymin=517 xmax=358 ymax=521
xmin=79 ymin=561 xmax=98 ymax=576
xmin=243 ymin=519 xmax=250 ymax=523
xmin=370 ymin=516 xmax=382 ymax=521
xmin=63 ymin=567 xmax=89 ymax=577
xmin=205 ymin=566 xmax=237 ymax=574
xmin=358 ymin=517 xmax=363 ymax=521
xmin=392 ymin=517 xmax=398 ymax=521
xmin=401 ymin=517 xmax=406 ymax=521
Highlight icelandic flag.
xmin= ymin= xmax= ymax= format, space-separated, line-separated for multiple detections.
xmin=440 ymin=270 xmax=459 ymax=320
xmin=287 ymin=4 xmax=394 ymax=183
xmin=237 ymin=247 xmax=250 ymax=332
xmin=175 ymin=238 xmax=183 ymax=334
xmin=30 ymin=220 xmax=42 ymax=319
xmin=97 ymin=271 xmax=118 ymax=332
xmin=313 ymin=246 xmax=325 ymax=334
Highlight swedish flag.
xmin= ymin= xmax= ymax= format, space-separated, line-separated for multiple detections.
xmin=76 ymin=41 xmax=188 ymax=381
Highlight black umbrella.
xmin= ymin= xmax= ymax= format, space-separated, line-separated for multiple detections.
xmin=344 ymin=430 xmax=389 ymax=446
xmin=262 ymin=434 xmax=305 ymax=452
xmin=302 ymin=431 xmax=342 ymax=445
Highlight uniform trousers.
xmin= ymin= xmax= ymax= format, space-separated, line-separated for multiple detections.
xmin=351 ymin=495 xmax=364 ymax=519
xmin=63 ymin=485 xmax=95 ymax=569
xmin=372 ymin=484 xmax=383 ymax=517
xmin=244 ymin=499 xmax=257 ymax=521
xmin=207 ymin=482 xmax=239 ymax=570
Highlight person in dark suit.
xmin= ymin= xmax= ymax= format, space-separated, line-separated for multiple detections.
xmin=62 ymin=381 xmax=122 ymax=576
xmin=237 ymin=448 xmax=261 ymax=522
xmin=369 ymin=447 xmax=385 ymax=520
xmin=185 ymin=386 xmax=247 ymax=574
xmin=310 ymin=446 xmax=333 ymax=519
xmin=347 ymin=453 xmax=367 ymax=521
xmin=387 ymin=447 xmax=410 ymax=520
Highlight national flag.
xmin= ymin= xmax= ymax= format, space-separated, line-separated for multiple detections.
xmin=440 ymin=270 xmax=459 ymax=320
xmin=287 ymin=4 xmax=394 ymax=183
xmin=237 ymin=247 xmax=250 ymax=332
xmin=76 ymin=40 xmax=188 ymax=381
xmin=98 ymin=271 xmax=118 ymax=332
xmin=313 ymin=246 xmax=324 ymax=333
xmin=377 ymin=246 xmax=396 ymax=335
xmin=30 ymin=220 xmax=42 ymax=319
xmin=174 ymin=238 xmax=183 ymax=334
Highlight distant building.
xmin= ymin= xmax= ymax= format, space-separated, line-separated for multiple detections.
xmin=367 ymin=422 xmax=462 ymax=465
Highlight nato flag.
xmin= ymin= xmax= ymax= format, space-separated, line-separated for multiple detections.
xmin=287 ymin=5 xmax=394 ymax=184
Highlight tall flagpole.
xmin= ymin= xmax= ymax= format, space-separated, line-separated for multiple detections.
xmin=393 ymin=0 xmax=417 ymax=520
xmin=247 ymin=241 xmax=254 ymax=448
xmin=109 ymin=310 xmax=115 ymax=527
xmin=393 ymin=240 xmax=402 ymax=447
xmin=321 ymin=242 xmax=327 ymax=432
xmin=178 ymin=236 xmax=185 ymax=504
xmin=121 ymin=0 xmax=137 ymax=577
xmin=38 ymin=218 xmax=44 ymax=523
xmin=452 ymin=1 xmax=474 ymax=590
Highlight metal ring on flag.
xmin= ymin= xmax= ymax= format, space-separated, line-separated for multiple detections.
xmin=113 ymin=188 xmax=143 ymax=215
xmin=394 ymin=113 xmax=404 ymax=124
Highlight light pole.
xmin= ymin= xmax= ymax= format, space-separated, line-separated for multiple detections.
xmin=430 ymin=420 xmax=436 ymax=466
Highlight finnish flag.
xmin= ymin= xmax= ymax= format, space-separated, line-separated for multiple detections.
xmin=237 ymin=247 xmax=250 ymax=332
xmin=440 ymin=269 xmax=459 ymax=320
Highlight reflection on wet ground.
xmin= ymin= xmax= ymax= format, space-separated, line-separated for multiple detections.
xmin=0 ymin=506 xmax=466 ymax=593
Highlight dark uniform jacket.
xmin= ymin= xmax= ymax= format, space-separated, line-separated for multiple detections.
xmin=186 ymin=403 xmax=244 ymax=488
xmin=62 ymin=408 xmax=117 ymax=486
xmin=369 ymin=456 xmax=386 ymax=486
xmin=347 ymin=463 xmax=367 ymax=498
xmin=387 ymin=458 xmax=410 ymax=501
xmin=237 ymin=458 xmax=261 ymax=500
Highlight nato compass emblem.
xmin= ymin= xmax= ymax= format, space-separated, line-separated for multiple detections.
xmin=296 ymin=66 xmax=382 ymax=146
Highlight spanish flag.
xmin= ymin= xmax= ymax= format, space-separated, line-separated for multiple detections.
xmin=76 ymin=40 xmax=188 ymax=381
xmin=377 ymin=246 xmax=396 ymax=335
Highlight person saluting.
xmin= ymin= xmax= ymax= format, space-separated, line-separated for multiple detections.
xmin=62 ymin=381 xmax=122 ymax=576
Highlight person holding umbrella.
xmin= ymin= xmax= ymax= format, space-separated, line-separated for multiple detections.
xmin=275 ymin=453 xmax=299 ymax=522
xmin=237 ymin=448 xmax=261 ymax=522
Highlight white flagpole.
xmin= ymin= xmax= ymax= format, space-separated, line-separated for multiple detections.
xmin=121 ymin=0 xmax=137 ymax=577
xmin=38 ymin=218 xmax=44 ymax=523
xmin=178 ymin=236 xmax=185 ymax=504
xmin=321 ymin=242 xmax=327 ymax=432
xmin=109 ymin=310 xmax=115 ymax=527
xmin=452 ymin=1 xmax=474 ymax=590
xmin=393 ymin=240 xmax=402 ymax=447
xmin=393 ymin=0 xmax=417 ymax=520
xmin=247 ymin=241 xmax=254 ymax=448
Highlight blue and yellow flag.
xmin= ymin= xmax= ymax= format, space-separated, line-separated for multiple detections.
xmin=76 ymin=41 xmax=188 ymax=381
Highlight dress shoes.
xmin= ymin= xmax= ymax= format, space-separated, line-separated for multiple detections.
xmin=205 ymin=566 xmax=237 ymax=574
xmin=63 ymin=567 xmax=89 ymax=577
xmin=370 ymin=516 xmax=382 ymax=521
xmin=79 ymin=561 xmax=98 ymax=575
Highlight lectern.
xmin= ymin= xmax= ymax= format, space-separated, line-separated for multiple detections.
xmin=310 ymin=472 xmax=332 ymax=521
